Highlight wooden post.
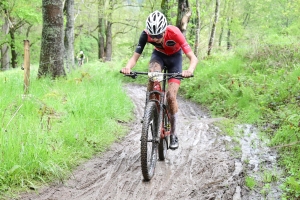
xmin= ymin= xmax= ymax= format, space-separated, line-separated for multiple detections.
xmin=23 ymin=40 xmax=30 ymax=94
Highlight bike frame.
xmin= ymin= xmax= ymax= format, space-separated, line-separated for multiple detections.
xmin=145 ymin=70 xmax=171 ymax=146
xmin=122 ymin=70 xmax=185 ymax=146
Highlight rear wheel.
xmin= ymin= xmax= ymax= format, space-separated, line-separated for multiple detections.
xmin=78 ymin=59 xmax=83 ymax=67
xmin=141 ymin=101 xmax=159 ymax=181
xmin=158 ymin=109 xmax=168 ymax=160
xmin=158 ymin=138 xmax=167 ymax=160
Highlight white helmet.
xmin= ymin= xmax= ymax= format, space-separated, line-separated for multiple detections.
xmin=80 ymin=51 xmax=83 ymax=54
xmin=146 ymin=11 xmax=167 ymax=35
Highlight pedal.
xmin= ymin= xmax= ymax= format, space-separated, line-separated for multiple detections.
xmin=169 ymin=147 xmax=178 ymax=150
xmin=155 ymin=137 xmax=160 ymax=143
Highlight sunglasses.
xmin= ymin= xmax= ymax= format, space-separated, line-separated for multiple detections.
xmin=150 ymin=34 xmax=163 ymax=39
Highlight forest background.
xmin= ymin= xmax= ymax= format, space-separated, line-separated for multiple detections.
xmin=0 ymin=0 xmax=300 ymax=199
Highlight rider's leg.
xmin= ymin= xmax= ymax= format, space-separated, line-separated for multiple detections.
xmin=167 ymin=80 xmax=180 ymax=150
xmin=166 ymin=81 xmax=180 ymax=135
xmin=147 ymin=62 xmax=162 ymax=99
xmin=148 ymin=50 xmax=164 ymax=92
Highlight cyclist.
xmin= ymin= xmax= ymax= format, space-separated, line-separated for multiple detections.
xmin=121 ymin=11 xmax=198 ymax=150
xmin=77 ymin=50 xmax=85 ymax=66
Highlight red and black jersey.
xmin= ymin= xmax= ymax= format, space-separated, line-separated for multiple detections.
xmin=135 ymin=25 xmax=192 ymax=56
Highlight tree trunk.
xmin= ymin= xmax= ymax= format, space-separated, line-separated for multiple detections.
xmin=9 ymin=29 xmax=18 ymax=68
xmin=26 ymin=24 xmax=33 ymax=38
xmin=176 ymin=0 xmax=191 ymax=36
xmin=98 ymin=17 xmax=105 ymax=60
xmin=219 ymin=0 xmax=229 ymax=48
xmin=98 ymin=0 xmax=105 ymax=60
xmin=193 ymin=0 xmax=201 ymax=56
xmin=219 ymin=26 xmax=224 ymax=47
xmin=38 ymin=0 xmax=66 ymax=78
xmin=207 ymin=0 xmax=220 ymax=56
xmin=227 ymin=18 xmax=232 ymax=50
xmin=227 ymin=2 xmax=234 ymax=50
xmin=64 ymin=0 xmax=75 ymax=72
xmin=104 ymin=0 xmax=114 ymax=61
xmin=1 ymin=16 xmax=10 ymax=70
xmin=105 ymin=21 xmax=112 ymax=61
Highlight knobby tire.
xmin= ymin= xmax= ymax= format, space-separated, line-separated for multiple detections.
xmin=78 ymin=59 xmax=83 ymax=67
xmin=141 ymin=101 xmax=159 ymax=181
xmin=158 ymin=107 xmax=168 ymax=160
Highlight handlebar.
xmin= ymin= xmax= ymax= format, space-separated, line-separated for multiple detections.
xmin=120 ymin=71 xmax=194 ymax=79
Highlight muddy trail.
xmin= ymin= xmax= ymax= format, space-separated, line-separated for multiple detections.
xmin=18 ymin=84 xmax=282 ymax=200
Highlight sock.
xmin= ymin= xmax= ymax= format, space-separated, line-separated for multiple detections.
xmin=170 ymin=113 xmax=177 ymax=135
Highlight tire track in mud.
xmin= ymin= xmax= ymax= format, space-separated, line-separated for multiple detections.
xmin=18 ymin=84 xmax=280 ymax=200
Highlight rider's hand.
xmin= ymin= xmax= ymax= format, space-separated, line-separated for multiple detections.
xmin=121 ymin=67 xmax=131 ymax=75
xmin=182 ymin=70 xmax=193 ymax=77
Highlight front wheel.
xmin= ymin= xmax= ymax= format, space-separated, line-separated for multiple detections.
xmin=140 ymin=101 xmax=159 ymax=181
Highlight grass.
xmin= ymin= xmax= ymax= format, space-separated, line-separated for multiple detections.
xmin=245 ymin=176 xmax=257 ymax=190
xmin=0 ymin=62 xmax=134 ymax=198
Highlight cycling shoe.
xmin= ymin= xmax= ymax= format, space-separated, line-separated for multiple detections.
xmin=169 ymin=135 xmax=179 ymax=150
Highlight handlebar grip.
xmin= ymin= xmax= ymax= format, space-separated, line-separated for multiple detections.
xmin=120 ymin=70 xmax=137 ymax=79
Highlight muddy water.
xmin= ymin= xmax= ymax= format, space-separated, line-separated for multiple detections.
xmin=18 ymin=84 xmax=282 ymax=200
xmin=237 ymin=125 xmax=282 ymax=199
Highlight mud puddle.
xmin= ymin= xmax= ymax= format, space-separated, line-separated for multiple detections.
xmin=235 ymin=125 xmax=282 ymax=199
xmin=17 ymin=84 xmax=282 ymax=200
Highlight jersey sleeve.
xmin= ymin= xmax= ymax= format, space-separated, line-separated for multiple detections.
xmin=173 ymin=27 xmax=192 ymax=54
xmin=135 ymin=31 xmax=148 ymax=54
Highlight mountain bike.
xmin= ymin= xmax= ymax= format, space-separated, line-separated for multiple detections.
xmin=77 ymin=58 xmax=84 ymax=67
xmin=121 ymin=69 xmax=192 ymax=181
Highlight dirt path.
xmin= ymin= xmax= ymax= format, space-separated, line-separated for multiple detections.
xmin=18 ymin=84 xmax=282 ymax=200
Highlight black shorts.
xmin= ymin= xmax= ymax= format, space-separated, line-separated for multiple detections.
xmin=150 ymin=49 xmax=182 ymax=73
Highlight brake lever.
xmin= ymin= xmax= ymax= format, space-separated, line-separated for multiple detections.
xmin=130 ymin=72 xmax=137 ymax=79
xmin=120 ymin=70 xmax=137 ymax=79
xmin=170 ymin=73 xmax=194 ymax=79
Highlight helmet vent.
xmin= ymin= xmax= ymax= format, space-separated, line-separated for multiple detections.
xmin=146 ymin=11 xmax=167 ymax=35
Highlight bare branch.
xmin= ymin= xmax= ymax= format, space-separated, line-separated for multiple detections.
xmin=111 ymin=21 xmax=139 ymax=29
xmin=113 ymin=29 xmax=133 ymax=37
xmin=270 ymin=141 xmax=300 ymax=149
xmin=113 ymin=4 xmax=144 ymax=10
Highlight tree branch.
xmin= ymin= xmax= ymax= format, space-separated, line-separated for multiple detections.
xmin=270 ymin=141 xmax=300 ymax=149
xmin=111 ymin=21 xmax=139 ymax=29
xmin=113 ymin=4 xmax=144 ymax=10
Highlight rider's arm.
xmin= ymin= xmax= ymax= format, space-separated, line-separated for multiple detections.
xmin=182 ymin=51 xmax=198 ymax=77
xmin=171 ymin=27 xmax=198 ymax=77
xmin=121 ymin=31 xmax=147 ymax=74
xmin=122 ymin=52 xmax=141 ymax=74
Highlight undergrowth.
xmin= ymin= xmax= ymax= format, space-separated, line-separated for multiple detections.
xmin=0 ymin=62 xmax=133 ymax=198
